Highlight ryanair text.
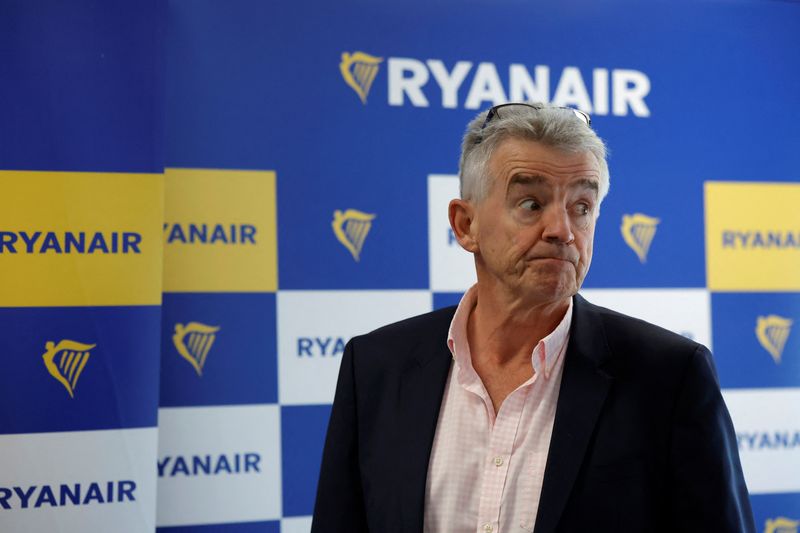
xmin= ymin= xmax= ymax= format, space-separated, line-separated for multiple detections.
xmin=387 ymin=59 xmax=650 ymax=116
xmin=297 ymin=337 xmax=347 ymax=357
xmin=0 ymin=231 xmax=141 ymax=254
xmin=158 ymin=452 xmax=261 ymax=477
xmin=738 ymin=430 xmax=800 ymax=450
xmin=0 ymin=480 xmax=136 ymax=509
xmin=164 ymin=223 xmax=257 ymax=245
xmin=722 ymin=230 xmax=800 ymax=249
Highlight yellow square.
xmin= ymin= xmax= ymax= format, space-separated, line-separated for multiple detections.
xmin=163 ymin=168 xmax=278 ymax=292
xmin=705 ymin=181 xmax=800 ymax=291
xmin=0 ymin=171 xmax=164 ymax=307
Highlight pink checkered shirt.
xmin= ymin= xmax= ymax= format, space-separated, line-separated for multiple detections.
xmin=423 ymin=286 xmax=572 ymax=533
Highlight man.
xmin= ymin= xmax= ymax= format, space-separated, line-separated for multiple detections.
xmin=312 ymin=103 xmax=754 ymax=532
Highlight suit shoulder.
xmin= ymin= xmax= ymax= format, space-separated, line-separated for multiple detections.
xmin=347 ymin=306 xmax=455 ymax=367
xmin=361 ymin=305 xmax=456 ymax=344
xmin=585 ymin=299 xmax=704 ymax=358
xmin=578 ymin=298 xmax=712 ymax=387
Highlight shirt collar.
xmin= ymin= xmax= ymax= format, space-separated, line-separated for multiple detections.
xmin=447 ymin=285 xmax=573 ymax=381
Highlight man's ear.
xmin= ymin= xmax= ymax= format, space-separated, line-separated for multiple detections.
xmin=448 ymin=199 xmax=479 ymax=253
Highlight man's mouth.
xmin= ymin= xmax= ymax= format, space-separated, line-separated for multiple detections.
xmin=527 ymin=255 xmax=576 ymax=265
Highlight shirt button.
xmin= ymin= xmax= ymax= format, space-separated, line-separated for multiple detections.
xmin=494 ymin=456 xmax=504 ymax=466
xmin=483 ymin=524 xmax=493 ymax=533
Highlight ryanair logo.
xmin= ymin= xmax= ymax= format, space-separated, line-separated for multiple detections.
xmin=337 ymin=51 xmax=652 ymax=116
xmin=173 ymin=322 xmax=220 ymax=376
xmin=621 ymin=213 xmax=659 ymax=263
xmin=0 ymin=231 xmax=141 ymax=254
xmin=765 ymin=516 xmax=799 ymax=533
xmin=756 ymin=315 xmax=793 ymax=364
xmin=738 ymin=430 xmax=800 ymax=451
xmin=158 ymin=452 xmax=260 ymax=478
xmin=298 ymin=336 xmax=347 ymax=357
xmin=163 ymin=223 xmax=257 ymax=245
xmin=340 ymin=51 xmax=383 ymax=104
xmin=332 ymin=209 xmax=375 ymax=261
xmin=0 ymin=480 xmax=136 ymax=510
xmin=42 ymin=340 xmax=95 ymax=398
xmin=722 ymin=230 xmax=800 ymax=249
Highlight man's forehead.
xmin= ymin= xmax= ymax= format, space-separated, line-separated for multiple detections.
xmin=490 ymin=138 xmax=601 ymax=177
xmin=488 ymin=140 xmax=600 ymax=193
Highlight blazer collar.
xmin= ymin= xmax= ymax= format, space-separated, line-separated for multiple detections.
xmin=397 ymin=307 xmax=456 ymax=531
xmin=533 ymin=293 xmax=615 ymax=533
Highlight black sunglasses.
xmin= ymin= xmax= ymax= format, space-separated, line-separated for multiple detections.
xmin=475 ymin=103 xmax=592 ymax=144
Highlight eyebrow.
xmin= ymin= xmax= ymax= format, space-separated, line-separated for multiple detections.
xmin=508 ymin=174 xmax=548 ymax=188
xmin=572 ymin=178 xmax=600 ymax=194
xmin=508 ymin=174 xmax=600 ymax=194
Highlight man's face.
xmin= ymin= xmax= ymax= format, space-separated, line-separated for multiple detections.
xmin=468 ymin=138 xmax=601 ymax=306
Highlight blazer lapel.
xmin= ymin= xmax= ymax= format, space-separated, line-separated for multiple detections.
xmin=395 ymin=310 xmax=455 ymax=532
xmin=533 ymin=294 xmax=614 ymax=533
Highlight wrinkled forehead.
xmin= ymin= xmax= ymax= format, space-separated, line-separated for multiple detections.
xmin=488 ymin=137 xmax=602 ymax=187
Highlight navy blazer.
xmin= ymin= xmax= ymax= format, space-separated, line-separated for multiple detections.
xmin=312 ymin=294 xmax=755 ymax=532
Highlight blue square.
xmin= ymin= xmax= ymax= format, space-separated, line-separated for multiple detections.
xmin=0 ymin=305 xmax=160 ymax=434
xmin=160 ymin=293 xmax=278 ymax=406
xmin=276 ymin=179 xmax=429 ymax=289
xmin=711 ymin=292 xmax=800 ymax=388
xmin=583 ymin=194 xmax=706 ymax=288
xmin=750 ymin=493 xmax=800 ymax=532
xmin=433 ymin=292 xmax=463 ymax=310
xmin=281 ymin=404 xmax=332 ymax=517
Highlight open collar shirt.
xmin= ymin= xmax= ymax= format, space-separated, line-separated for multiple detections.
xmin=423 ymin=286 xmax=573 ymax=533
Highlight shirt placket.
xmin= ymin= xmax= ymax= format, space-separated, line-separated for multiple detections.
xmin=476 ymin=386 xmax=530 ymax=533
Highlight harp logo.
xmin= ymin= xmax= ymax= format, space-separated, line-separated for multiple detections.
xmin=340 ymin=51 xmax=383 ymax=104
xmin=332 ymin=209 xmax=376 ymax=261
xmin=42 ymin=340 xmax=95 ymax=398
xmin=765 ymin=516 xmax=799 ymax=533
xmin=621 ymin=213 xmax=660 ymax=263
xmin=173 ymin=322 xmax=220 ymax=376
xmin=756 ymin=315 xmax=793 ymax=364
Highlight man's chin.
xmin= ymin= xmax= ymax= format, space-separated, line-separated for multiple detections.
xmin=515 ymin=279 xmax=577 ymax=307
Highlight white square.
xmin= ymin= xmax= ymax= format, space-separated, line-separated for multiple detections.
xmin=579 ymin=288 xmax=712 ymax=349
xmin=0 ymin=428 xmax=158 ymax=533
xmin=156 ymin=405 xmax=281 ymax=526
xmin=722 ymin=388 xmax=800 ymax=494
xmin=428 ymin=174 xmax=477 ymax=292
xmin=282 ymin=516 xmax=313 ymax=533
xmin=277 ymin=290 xmax=432 ymax=405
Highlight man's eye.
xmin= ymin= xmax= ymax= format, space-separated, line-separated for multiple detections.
xmin=575 ymin=203 xmax=591 ymax=216
xmin=520 ymin=199 xmax=541 ymax=211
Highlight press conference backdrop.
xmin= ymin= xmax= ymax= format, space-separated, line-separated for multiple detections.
xmin=1 ymin=0 xmax=799 ymax=531
xmin=1 ymin=1 xmax=164 ymax=531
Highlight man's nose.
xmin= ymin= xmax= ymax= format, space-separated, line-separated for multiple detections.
xmin=542 ymin=205 xmax=575 ymax=244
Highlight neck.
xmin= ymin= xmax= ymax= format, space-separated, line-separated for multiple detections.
xmin=467 ymin=280 xmax=570 ymax=367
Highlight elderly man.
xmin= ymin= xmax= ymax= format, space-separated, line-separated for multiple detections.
xmin=312 ymin=103 xmax=754 ymax=532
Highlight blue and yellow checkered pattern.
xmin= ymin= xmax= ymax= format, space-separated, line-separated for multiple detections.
xmin=2 ymin=0 xmax=799 ymax=532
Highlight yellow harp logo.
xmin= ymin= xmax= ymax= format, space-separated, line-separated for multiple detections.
xmin=765 ymin=516 xmax=799 ymax=533
xmin=756 ymin=315 xmax=793 ymax=364
xmin=621 ymin=213 xmax=660 ymax=263
xmin=340 ymin=51 xmax=383 ymax=104
xmin=42 ymin=340 xmax=95 ymax=398
xmin=332 ymin=209 xmax=376 ymax=261
xmin=173 ymin=322 xmax=220 ymax=376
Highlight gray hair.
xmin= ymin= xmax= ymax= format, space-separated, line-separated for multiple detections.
xmin=458 ymin=103 xmax=610 ymax=205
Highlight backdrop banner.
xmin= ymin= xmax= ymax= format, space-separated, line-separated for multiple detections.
xmin=164 ymin=1 xmax=799 ymax=531
xmin=1 ymin=2 xmax=164 ymax=531
xmin=1 ymin=0 xmax=798 ymax=531
xmin=0 ymin=172 xmax=163 ymax=532
xmin=157 ymin=168 xmax=280 ymax=531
